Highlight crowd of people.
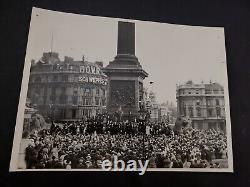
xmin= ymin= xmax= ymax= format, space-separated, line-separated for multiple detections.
xmin=24 ymin=115 xmax=228 ymax=169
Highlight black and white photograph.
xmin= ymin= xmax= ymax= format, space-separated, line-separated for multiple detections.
xmin=10 ymin=7 xmax=233 ymax=173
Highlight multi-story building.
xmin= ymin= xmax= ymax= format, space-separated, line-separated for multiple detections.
xmin=176 ymin=80 xmax=226 ymax=132
xmin=27 ymin=52 xmax=108 ymax=121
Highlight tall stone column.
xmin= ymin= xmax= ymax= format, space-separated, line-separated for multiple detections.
xmin=117 ymin=21 xmax=135 ymax=55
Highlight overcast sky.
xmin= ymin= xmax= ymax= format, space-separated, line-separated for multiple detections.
xmin=25 ymin=7 xmax=228 ymax=104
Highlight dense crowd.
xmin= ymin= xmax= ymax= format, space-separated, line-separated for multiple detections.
xmin=24 ymin=117 xmax=228 ymax=169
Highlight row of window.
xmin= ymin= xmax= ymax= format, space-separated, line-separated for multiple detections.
xmin=53 ymin=96 xmax=106 ymax=106
xmin=207 ymin=99 xmax=224 ymax=106
xmin=33 ymin=87 xmax=105 ymax=97
xmin=179 ymin=90 xmax=224 ymax=95
xmin=32 ymin=74 xmax=105 ymax=83
xmin=70 ymin=109 xmax=102 ymax=118
xmin=179 ymin=90 xmax=201 ymax=95
xmin=183 ymin=107 xmax=223 ymax=117
xmin=33 ymin=94 xmax=106 ymax=106
xmin=33 ymin=64 xmax=75 ymax=72
xmin=52 ymin=64 xmax=74 ymax=71
xmin=51 ymin=108 xmax=101 ymax=119
xmin=183 ymin=99 xmax=224 ymax=107
xmin=205 ymin=90 xmax=224 ymax=94
xmin=72 ymin=87 xmax=105 ymax=96
xmin=192 ymin=122 xmax=225 ymax=131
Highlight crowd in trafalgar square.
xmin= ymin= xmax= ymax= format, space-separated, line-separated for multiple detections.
xmin=22 ymin=111 xmax=228 ymax=174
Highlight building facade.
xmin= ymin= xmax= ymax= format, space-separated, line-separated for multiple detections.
xmin=176 ymin=81 xmax=226 ymax=132
xmin=27 ymin=52 xmax=108 ymax=121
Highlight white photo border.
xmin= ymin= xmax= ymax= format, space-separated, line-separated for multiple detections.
xmin=9 ymin=7 xmax=234 ymax=172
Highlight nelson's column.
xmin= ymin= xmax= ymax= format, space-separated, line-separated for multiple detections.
xmin=103 ymin=21 xmax=148 ymax=117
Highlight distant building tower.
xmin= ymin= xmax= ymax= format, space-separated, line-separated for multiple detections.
xmin=176 ymin=81 xmax=226 ymax=132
